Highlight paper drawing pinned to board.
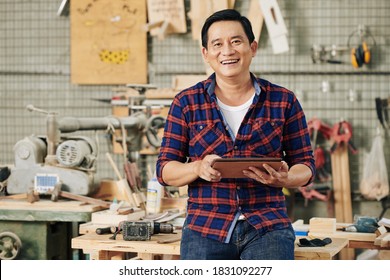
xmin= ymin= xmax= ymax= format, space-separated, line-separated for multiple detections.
xmin=71 ymin=0 xmax=147 ymax=84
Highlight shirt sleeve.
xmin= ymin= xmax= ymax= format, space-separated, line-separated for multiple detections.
xmin=155 ymin=95 xmax=189 ymax=186
xmin=282 ymin=94 xmax=316 ymax=185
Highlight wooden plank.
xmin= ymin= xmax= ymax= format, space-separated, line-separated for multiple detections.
xmin=56 ymin=190 xmax=111 ymax=208
xmin=146 ymin=0 xmax=187 ymax=37
xmin=376 ymin=225 xmax=389 ymax=236
xmin=91 ymin=209 xmax=145 ymax=225
xmin=228 ymin=0 xmax=236 ymax=9
xmin=339 ymin=145 xmax=353 ymax=223
xmin=309 ymin=230 xmax=377 ymax=243
xmin=309 ymin=217 xmax=336 ymax=234
xmin=0 ymin=199 xmax=101 ymax=212
xmin=331 ymin=147 xmax=345 ymax=222
xmin=375 ymin=232 xmax=390 ymax=247
xmin=172 ymin=75 xmax=207 ymax=90
xmin=188 ymin=0 xmax=228 ymax=40
xmin=330 ymin=145 xmax=353 ymax=223
xmin=71 ymin=0 xmax=147 ymax=84
xmin=145 ymin=88 xmax=178 ymax=99
xmin=92 ymin=179 xmax=129 ymax=202
xmin=72 ymin=233 xmax=181 ymax=256
xmin=247 ymin=0 xmax=264 ymax=43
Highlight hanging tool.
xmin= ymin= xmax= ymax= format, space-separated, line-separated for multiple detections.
xmin=347 ymin=25 xmax=376 ymax=68
xmin=330 ymin=120 xmax=358 ymax=154
xmin=311 ymin=44 xmax=349 ymax=64
xmin=375 ymin=97 xmax=389 ymax=130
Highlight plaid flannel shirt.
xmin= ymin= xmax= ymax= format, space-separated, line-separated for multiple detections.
xmin=156 ymin=73 xmax=315 ymax=243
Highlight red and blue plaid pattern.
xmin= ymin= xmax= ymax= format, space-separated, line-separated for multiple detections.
xmin=156 ymin=73 xmax=315 ymax=243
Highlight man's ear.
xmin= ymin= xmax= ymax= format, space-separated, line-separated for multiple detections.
xmin=201 ymin=47 xmax=209 ymax=62
xmin=250 ymin=41 xmax=258 ymax=57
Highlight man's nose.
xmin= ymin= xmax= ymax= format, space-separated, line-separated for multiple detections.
xmin=221 ymin=43 xmax=235 ymax=55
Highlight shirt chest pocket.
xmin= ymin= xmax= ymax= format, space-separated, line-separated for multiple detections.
xmin=248 ymin=120 xmax=284 ymax=156
xmin=189 ymin=123 xmax=228 ymax=158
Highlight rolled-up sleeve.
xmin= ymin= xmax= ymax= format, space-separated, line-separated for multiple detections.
xmin=282 ymin=95 xmax=316 ymax=185
xmin=156 ymin=96 xmax=189 ymax=186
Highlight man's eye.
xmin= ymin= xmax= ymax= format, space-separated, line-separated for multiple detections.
xmin=232 ymin=40 xmax=241 ymax=45
xmin=213 ymin=43 xmax=222 ymax=47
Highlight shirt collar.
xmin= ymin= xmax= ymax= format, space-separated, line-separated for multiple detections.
xmin=205 ymin=72 xmax=261 ymax=97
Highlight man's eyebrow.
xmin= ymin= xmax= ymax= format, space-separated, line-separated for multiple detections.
xmin=210 ymin=38 xmax=221 ymax=45
xmin=210 ymin=35 xmax=245 ymax=44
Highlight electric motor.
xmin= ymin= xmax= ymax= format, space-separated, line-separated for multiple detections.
xmin=56 ymin=139 xmax=93 ymax=168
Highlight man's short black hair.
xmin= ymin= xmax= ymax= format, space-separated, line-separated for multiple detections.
xmin=201 ymin=9 xmax=255 ymax=49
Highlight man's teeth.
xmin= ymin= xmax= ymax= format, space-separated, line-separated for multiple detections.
xmin=221 ymin=59 xmax=238 ymax=65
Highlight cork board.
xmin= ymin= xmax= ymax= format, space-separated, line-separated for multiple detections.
xmin=146 ymin=0 xmax=187 ymax=37
xmin=71 ymin=0 xmax=147 ymax=84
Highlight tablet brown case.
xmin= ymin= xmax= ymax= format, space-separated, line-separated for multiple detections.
xmin=211 ymin=158 xmax=283 ymax=179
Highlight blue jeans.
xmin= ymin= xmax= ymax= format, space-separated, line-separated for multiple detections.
xmin=180 ymin=220 xmax=295 ymax=260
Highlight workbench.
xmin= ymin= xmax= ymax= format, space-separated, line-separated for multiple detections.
xmin=71 ymin=232 xmax=348 ymax=260
xmin=307 ymin=219 xmax=390 ymax=250
xmin=0 ymin=198 xmax=102 ymax=260
xmin=72 ymin=232 xmax=181 ymax=260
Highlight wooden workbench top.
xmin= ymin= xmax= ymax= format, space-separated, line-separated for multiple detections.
xmin=72 ymin=232 xmax=181 ymax=257
xmin=0 ymin=198 xmax=103 ymax=222
xmin=294 ymin=238 xmax=349 ymax=260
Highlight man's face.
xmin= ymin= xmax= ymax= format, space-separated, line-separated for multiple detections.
xmin=202 ymin=20 xmax=257 ymax=79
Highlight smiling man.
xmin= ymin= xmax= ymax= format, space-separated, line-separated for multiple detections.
xmin=156 ymin=9 xmax=315 ymax=260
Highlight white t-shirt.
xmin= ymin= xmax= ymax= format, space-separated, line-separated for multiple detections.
xmin=217 ymin=93 xmax=255 ymax=136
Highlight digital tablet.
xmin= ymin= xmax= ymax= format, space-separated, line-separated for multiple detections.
xmin=211 ymin=157 xmax=283 ymax=179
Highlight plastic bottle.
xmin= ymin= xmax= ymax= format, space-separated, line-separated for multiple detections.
xmin=146 ymin=177 xmax=163 ymax=214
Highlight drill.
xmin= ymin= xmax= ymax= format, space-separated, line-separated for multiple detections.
xmin=121 ymin=221 xmax=175 ymax=241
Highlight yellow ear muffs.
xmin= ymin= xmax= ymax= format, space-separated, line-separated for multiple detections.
xmin=362 ymin=41 xmax=371 ymax=64
xmin=351 ymin=41 xmax=371 ymax=68
xmin=351 ymin=46 xmax=363 ymax=68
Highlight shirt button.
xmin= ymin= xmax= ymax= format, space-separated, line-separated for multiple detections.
xmin=270 ymin=122 xmax=275 ymax=126
xmin=199 ymin=125 xmax=203 ymax=129
xmin=225 ymin=126 xmax=229 ymax=130
xmin=234 ymin=146 xmax=238 ymax=150
xmin=237 ymin=186 xmax=240 ymax=190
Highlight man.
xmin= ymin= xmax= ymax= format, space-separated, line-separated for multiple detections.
xmin=156 ymin=9 xmax=315 ymax=260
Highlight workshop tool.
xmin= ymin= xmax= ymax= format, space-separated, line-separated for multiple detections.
xmin=375 ymin=97 xmax=389 ymax=130
xmin=111 ymin=221 xmax=175 ymax=241
xmin=124 ymin=161 xmax=146 ymax=209
xmin=343 ymin=216 xmax=379 ymax=233
xmin=106 ymin=152 xmax=137 ymax=208
xmin=0 ymin=231 xmax=22 ymax=260
xmin=308 ymin=117 xmax=333 ymax=146
xmin=7 ymin=105 xmax=164 ymax=196
xmin=347 ymin=25 xmax=376 ymax=68
xmin=311 ymin=44 xmax=349 ymax=64
xmin=49 ymin=182 xmax=111 ymax=208
xmin=330 ymin=120 xmax=357 ymax=154
xmin=96 ymin=226 xmax=118 ymax=235
xmin=303 ymin=118 xmax=333 ymax=207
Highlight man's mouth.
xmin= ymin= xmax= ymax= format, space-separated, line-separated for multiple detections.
xmin=221 ymin=59 xmax=239 ymax=65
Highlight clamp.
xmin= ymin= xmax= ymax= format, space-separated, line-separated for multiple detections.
xmin=330 ymin=120 xmax=358 ymax=154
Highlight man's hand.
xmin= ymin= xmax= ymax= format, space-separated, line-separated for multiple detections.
xmin=243 ymin=161 xmax=289 ymax=187
xmin=194 ymin=154 xmax=222 ymax=182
